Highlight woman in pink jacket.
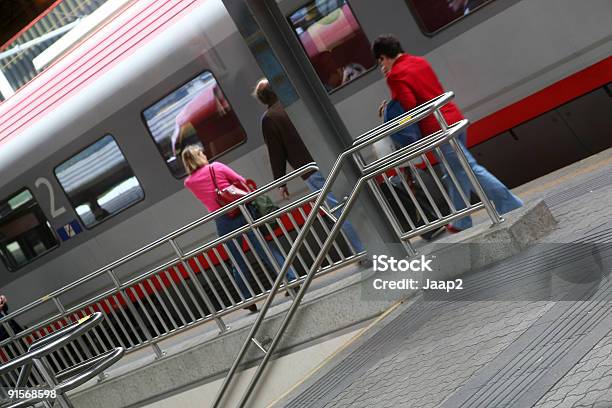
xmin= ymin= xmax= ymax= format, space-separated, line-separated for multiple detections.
xmin=182 ymin=145 xmax=295 ymax=313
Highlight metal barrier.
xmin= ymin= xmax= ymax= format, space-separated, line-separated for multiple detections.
xmin=353 ymin=94 xmax=502 ymax=255
xmin=212 ymin=91 xmax=503 ymax=407
xmin=0 ymin=312 xmax=124 ymax=408
xmin=0 ymin=92 xmax=503 ymax=407
xmin=0 ymin=164 xmax=364 ymax=390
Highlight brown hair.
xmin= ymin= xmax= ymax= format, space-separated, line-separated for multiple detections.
xmin=253 ymin=78 xmax=278 ymax=106
xmin=181 ymin=145 xmax=208 ymax=174
xmin=372 ymin=34 xmax=404 ymax=60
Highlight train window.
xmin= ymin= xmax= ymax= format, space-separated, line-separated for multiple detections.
xmin=142 ymin=71 xmax=247 ymax=178
xmin=54 ymin=135 xmax=144 ymax=229
xmin=288 ymin=0 xmax=376 ymax=93
xmin=0 ymin=189 xmax=59 ymax=271
xmin=407 ymin=0 xmax=494 ymax=34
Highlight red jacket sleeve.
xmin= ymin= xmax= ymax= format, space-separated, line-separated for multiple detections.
xmin=387 ymin=76 xmax=417 ymax=113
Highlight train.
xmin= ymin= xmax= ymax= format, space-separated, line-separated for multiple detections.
xmin=0 ymin=0 xmax=610 ymax=320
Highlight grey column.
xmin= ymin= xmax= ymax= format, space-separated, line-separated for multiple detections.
xmin=222 ymin=0 xmax=405 ymax=258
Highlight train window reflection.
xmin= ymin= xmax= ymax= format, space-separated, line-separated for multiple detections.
xmin=142 ymin=71 xmax=247 ymax=178
xmin=55 ymin=135 xmax=144 ymax=228
xmin=289 ymin=0 xmax=375 ymax=93
xmin=407 ymin=0 xmax=494 ymax=34
xmin=0 ymin=189 xmax=59 ymax=271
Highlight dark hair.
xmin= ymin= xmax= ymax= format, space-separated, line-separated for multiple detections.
xmin=372 ymin=34 xmax=404 ymax=60
xmin=253 ymin=79 xmax=278 ymax=106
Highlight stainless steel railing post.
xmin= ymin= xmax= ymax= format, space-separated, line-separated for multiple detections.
xmin=447 ymin=137 xmax=503 ymax=225
xmin=214 ymin=92 xmax=508 ymax=406
xmin=240 ymin=204 xmax=293 ymax=293
xmin=32 ymin=357 xmax=73 ymax=408
xmin=235 ymin=176 xmax=368 ymax=407
xmin=366 ymin=178 xmax=417 ymax=256
xmin=211 ymin=154 xmax=350 ymax=408
xmin=169 ymin=239 xmax=229 ymax=333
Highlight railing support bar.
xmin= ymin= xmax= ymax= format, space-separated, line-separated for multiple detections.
xmin=236 ymin=177 xmax=368 ymax=407
xmin=169 ymin=240 xmax=229 ymax=333
xmin=211 ymin=160 xmax=349 ymax=408
xmin=32 ymin=358 xmax=73 ymax=408
xmin=447 ymin=137 xmax=503 ymax=225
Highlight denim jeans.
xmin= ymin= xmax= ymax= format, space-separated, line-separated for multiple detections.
xmin=215 ymin=209 xmax=297 ymax=300
xmin=304 ymin=171 xmax=364 ymax=253
xmin=384 ymin=99 xmax=422 ymax=149
xmin=438 ymin=131 xmax=523 ymax=230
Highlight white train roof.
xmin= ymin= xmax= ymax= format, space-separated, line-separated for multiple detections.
xmin=0 ymin=0 xmax=235 ymax=183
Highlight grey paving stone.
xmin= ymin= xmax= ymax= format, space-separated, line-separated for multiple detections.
xmin=284 ymin=161 xmax=612 ymax=408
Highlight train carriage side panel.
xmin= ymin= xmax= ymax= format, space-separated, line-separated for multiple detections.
xmin=0 ymin=0 xmax=295 ymax=312
xmin=278 ymin=0 xmax=612 ymax=141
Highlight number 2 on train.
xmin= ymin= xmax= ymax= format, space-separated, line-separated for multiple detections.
xmin=35 ymin=177 xmax=66 ymax=218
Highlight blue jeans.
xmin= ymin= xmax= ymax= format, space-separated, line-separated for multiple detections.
xmin=305 ymin=171 xmax=364 ymax=253
xmin=438 ymin=131 xmax=523 ymax=230
xmin=215 ymin=209 xmax=297 ymax=300
xmin=384 ymin=99 xmax=422 ymax=148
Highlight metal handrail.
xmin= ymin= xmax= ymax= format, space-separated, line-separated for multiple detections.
xmin=0 ymin=164 xmax=324 ymax=349
xmin=212 ymin=92 xmax=503 ymax=407
xmin=0 ymin=314 xmax=103 ymax=374
xmin=361 ymin=120 xmax=468 ymax=176
xmin=0 ymin=164 xmax=320 ymax=331
xmin=0 ymin=178 xmax=351 ymax=346
xmin=0 ymin=312 xmax=125 ymax=408
xmin=351 ymin=91 xmax=454 ymax=147
xmin=0 ymin=159 xmax=362 ymax=378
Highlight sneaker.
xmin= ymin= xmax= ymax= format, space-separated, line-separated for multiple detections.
xmin=421 ymin=225 xmax=447 ymax=241
xmin=445 ymin=224 xmax=463 ymax=234
xmin=243 ymin=304 xmax=258 ymax=313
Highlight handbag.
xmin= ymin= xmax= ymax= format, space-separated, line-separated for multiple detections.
xmin=251 ymin=194 xmax=279 ymax=219
xmin=243 ymin=180 xmax=280 ymax=232
xmin=209 ymin=166 xmax=250 ymax=218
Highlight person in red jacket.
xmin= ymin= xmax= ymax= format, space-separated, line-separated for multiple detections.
xmin=372 ymin=34 xmax=522 ymax=232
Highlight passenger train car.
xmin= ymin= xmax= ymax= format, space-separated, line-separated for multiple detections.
xmin=0 ymin=0 xmax=610 ymax=318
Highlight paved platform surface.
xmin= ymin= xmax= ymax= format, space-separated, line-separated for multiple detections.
xmin=274 ymin=149 xmax=612 ymax=408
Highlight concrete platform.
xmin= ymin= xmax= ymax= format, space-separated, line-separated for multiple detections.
xmin=70 ymin=202 xmax=556 ymax=407
xmin=274 ymin=150 xmax=612 ymax=408
xmin=70 ymin=149 xmax=611 ymax=408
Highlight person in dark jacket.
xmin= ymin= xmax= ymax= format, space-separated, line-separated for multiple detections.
xmin=254 ymin=79 xmax=364 ymax=253
xmin=373 ymin=34 xmax=522 ymax=232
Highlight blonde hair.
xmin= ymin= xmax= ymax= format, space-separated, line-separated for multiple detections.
xmin=181 ymin=145 xmax=208 ymax=174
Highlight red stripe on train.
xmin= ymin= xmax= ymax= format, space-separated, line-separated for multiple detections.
xmin=21 ymin=202 xmax=319 ymax=344
xmin=466 ymin=56 xmax=612 ymax=147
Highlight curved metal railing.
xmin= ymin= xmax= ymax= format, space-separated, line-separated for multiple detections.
xmin=0 ymin=161 xmax=363 ymax=388
xmin=0 ymin=91 xmax=504 ymax=407
xmin=212 ymin=92 xmax=503 ymax=407
xmin=0 ymin=312 xmax=124 ymax=408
